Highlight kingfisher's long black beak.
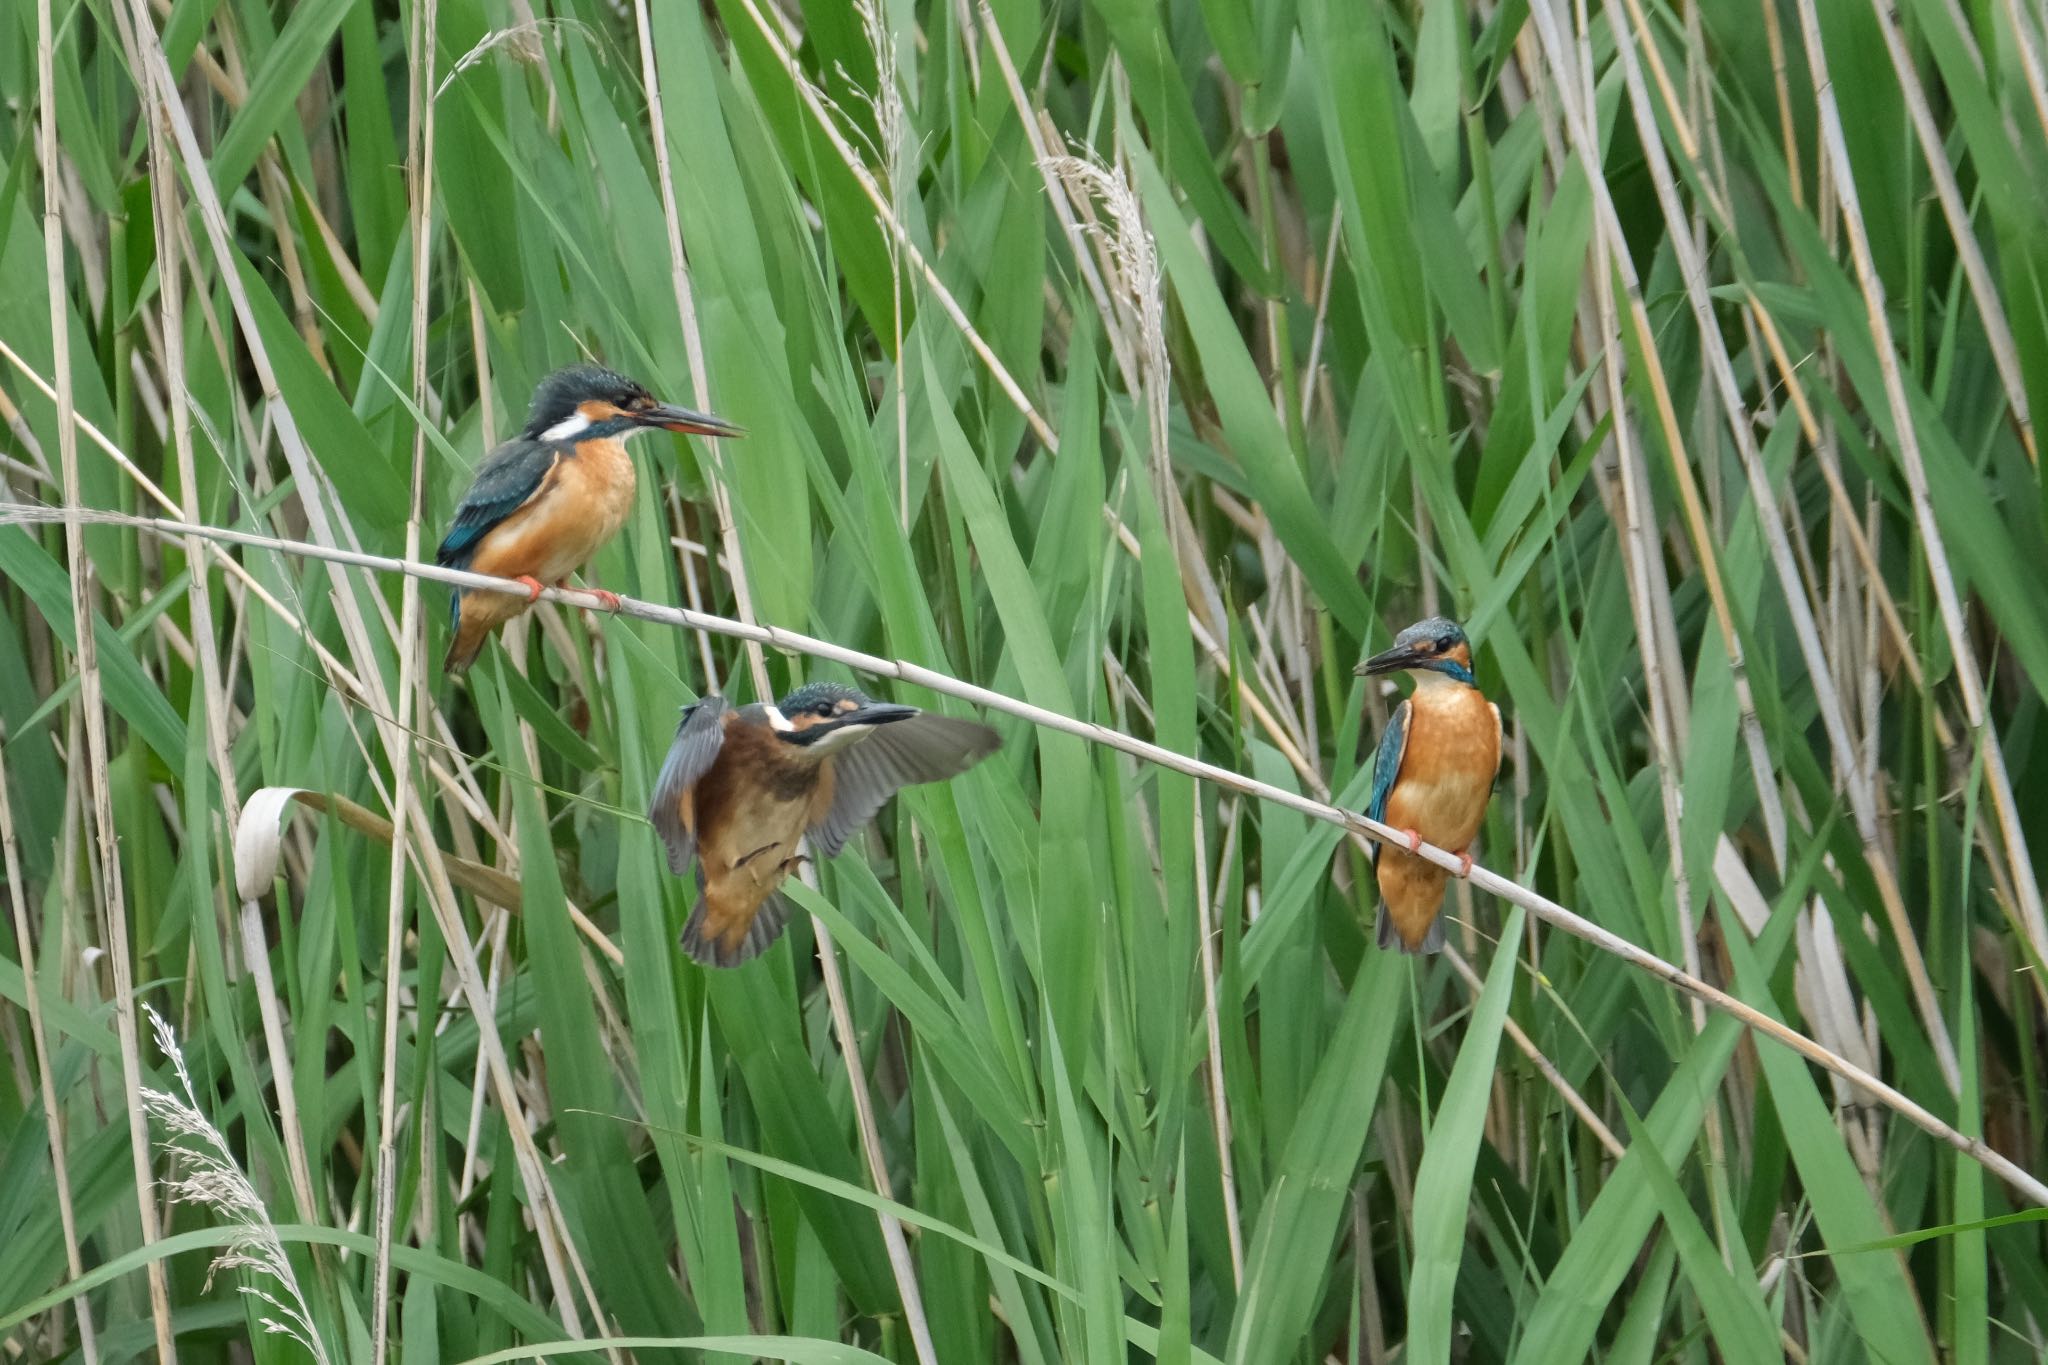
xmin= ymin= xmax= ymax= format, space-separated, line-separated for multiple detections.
xmin=1357 ymin=643 xmax=1426 ymax=677
xmin=636 ymin=403 xmax=745 ymax=438
xmin=782 ymin=702 xmax=918 ymax=746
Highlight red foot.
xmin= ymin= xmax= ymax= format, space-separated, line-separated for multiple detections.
xmin=1454 ymin=849 xmax=1475 ymax=877
xmin=561 ymin=577 xmax=622 ymax=611
xmin=1398 ymin=827 xmax=1423 ymax=854
xmin=513 ymin=574 xmax=546 ymax=602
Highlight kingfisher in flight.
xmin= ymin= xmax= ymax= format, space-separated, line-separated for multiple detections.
xmin=436 ymin=363 xmax=742 ymax=672
xmin=1357 ymin=617 xmax=1502 ymax=954
xmin=648 ymin=681 xmax=1001 ymax=966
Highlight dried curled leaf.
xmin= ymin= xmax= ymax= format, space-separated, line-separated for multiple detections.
xmin=235 ymin=786 xmax=315 ymax=901
xmin=234 ymin=787 xmax=525 ymax=914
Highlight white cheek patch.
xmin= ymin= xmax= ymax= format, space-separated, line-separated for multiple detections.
xmin=540 ymin=410 xmax=593 ymax=443
xmin=763 ymin=706 xmax=794 ymax=733
xmin=810 ymin=723 xmax=877 ymax=754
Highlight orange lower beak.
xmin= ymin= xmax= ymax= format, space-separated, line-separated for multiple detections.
xmin=639 ymin=403 xmax=744 ymax=438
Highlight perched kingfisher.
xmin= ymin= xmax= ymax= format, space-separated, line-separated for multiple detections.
xmin=648 ymin=681 xmax=1001 ymax=966
xmin=436 ymin=363 xmax=742 ymax=672
xmin=1357 ymin=617 xmax=1502 ymax=954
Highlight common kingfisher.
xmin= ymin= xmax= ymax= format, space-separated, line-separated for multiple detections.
xmin=1357 ymin=617 xmax=1502 ymax=954
xmin=648 ymin=681 xmax=1001 ymax=966
xmin=436 ymin=363 xmax=742 ymax=672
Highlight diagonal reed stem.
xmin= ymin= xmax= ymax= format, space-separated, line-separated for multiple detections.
xmin=36 ymin=0 xmax=176 ymax=1356
xmin=11 ymin=502 xmax=2045 ymax=1211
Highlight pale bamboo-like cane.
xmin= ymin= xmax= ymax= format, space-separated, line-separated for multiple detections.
xmin=7 ymin=503 xmax=2045 ymax=1210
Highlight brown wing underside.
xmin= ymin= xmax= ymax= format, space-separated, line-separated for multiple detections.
xmin=678 ymin=731 xmax=830 ymax=965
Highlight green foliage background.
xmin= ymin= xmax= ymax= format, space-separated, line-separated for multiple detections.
xmin=1 ymin=0 xmax=2045 ymax=1360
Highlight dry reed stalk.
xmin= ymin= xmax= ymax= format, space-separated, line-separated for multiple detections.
xmin=129 ymin=0 xmax=329 ymax=1293
xmin=981 ymin=15 xmax=1138 ymax=395
xmin=631 ymin=0 xmax=769 ymax=695
xmin=1441 ymin=945 xmax=1625 ymax=1161
xmin=1574 ymin=0 xmax=1968 ymax=1096
xmin=1591 ymin=229 xmax=1706 ymax=1026
xmin=0 ymin=733 xmax=97 ymax=1361
xmin=370 ymin=0 xmax=442 ymax=1352
xmin=233 ymin=787 xmax=623 ymax=960
xmin=1865 ymin=0 xmax=2036 ymax=464
xmin=1299 ymin=209 xmax=1343 ymax=428
xmin=1610 ymin=0 xmax=2035 ymax=992
xmin=37 ymin=0 xmax=178 ymax=1354
xmin=120 ymin=7 xmax=607 ymax=1331
xmin=16 ymin=503 xmax=2044 ymax=1209
xmin=1794 ymin=0 xmax=2048 ymax=985
xmin=732 ymin=0 xmax=1057 ymax=452
xmin=1 ymin=336 xmax=521 ymax=846
xmin=631 ymin=8 xmax=939 ymax=1358
xmin=1994 ymin=0 xmax=2048 ymax=158
xmin=1193 ymin=799 xmax=1245 ymax=1284
xmin=1540 ymin=0 xmax=1793 ymax=873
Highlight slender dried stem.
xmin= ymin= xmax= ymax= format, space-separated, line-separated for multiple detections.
xmin=0 ymin=734 xmax=97 ymax=1361
xmin=37 ymin=0 xmax=177 ymax=1355
xmin=1601 ymin=0 xmax=1962 ymax=1094
xmin=632 ymin=10 xmax=938 ymax=1359
xmin=372 ymin=0 xmax=440 ymax=1354
xmin=1797 ymin=0 xmax=2048 ymax=983
xmin=19 ymin=504 xmax=2045 ymax=1209
xmin=1193 ymin=800 xmax=1244 ymax=1284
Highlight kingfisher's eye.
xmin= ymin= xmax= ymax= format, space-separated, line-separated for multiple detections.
xmin=815 ymin=703 xmax=835 ymax=717
xmin=1438 ymin=635 xmax=1456 ymax=651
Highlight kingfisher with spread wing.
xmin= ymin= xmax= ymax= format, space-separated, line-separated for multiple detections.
xmin=437 ymin=363 xmax=741 ymax=672
xmin=1357 ymin=617 xmax=1502 ymax=954
xmin=648 ymin=682 xmax=1001 ymax=966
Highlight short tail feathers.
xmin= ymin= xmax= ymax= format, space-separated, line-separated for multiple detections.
xmin=1376 ymin=908 xmax=1447 ymax=955
xmin=681 ymin=892 xmax=795 ymax=967
xmin=443 ymin=608 xmax=493 ymax=673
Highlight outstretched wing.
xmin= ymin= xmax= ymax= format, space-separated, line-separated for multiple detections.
xmin=807 ymin=713 xmax=1000 ymax=858
xmin=436 ymin=438 xmax=560 ymax=569
xmin=1364 ymin=698 xmax=1412 ymax=864
xmin=647 ymin=698 xmax=732 ymax=874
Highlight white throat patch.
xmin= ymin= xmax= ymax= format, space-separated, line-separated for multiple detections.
xmin=540 ymin=410 xmax=593 ymax=443
xmin=762 ymin=705 xmax=794 ymax=733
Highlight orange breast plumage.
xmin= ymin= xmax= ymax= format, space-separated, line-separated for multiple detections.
xmin=1375 ymin=683 xmax=1500 ymax=953
xmin=1384 ymin=686 xmax=1499 ymax=854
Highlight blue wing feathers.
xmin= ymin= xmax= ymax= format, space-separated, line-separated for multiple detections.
xmin=1365 ymin=700 xmax=1410 ymax=857
xmin=437 ymin=440 xmax=557 ymax=568
xmin=647 ymin=699 xmax=732 ymax=874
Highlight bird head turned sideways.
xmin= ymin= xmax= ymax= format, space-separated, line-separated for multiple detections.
xmin=1356 ymin=616 xmax=1477 ymax=687
xmin=761 ymin=681 xmax=922 ymax=755
xmin=522 ymin=363 xmax=744 ymax=445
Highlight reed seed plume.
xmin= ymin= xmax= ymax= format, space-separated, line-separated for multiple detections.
xmin=850 ymin=0 xmax=908 ymax=184
xmin=434 ymin=21 xmax=590 ymax=100
xmin=1039 ymin=148 xmax=1167 ymax=388
xmin=138 ymin=1007 xmax=331 ymax=1365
